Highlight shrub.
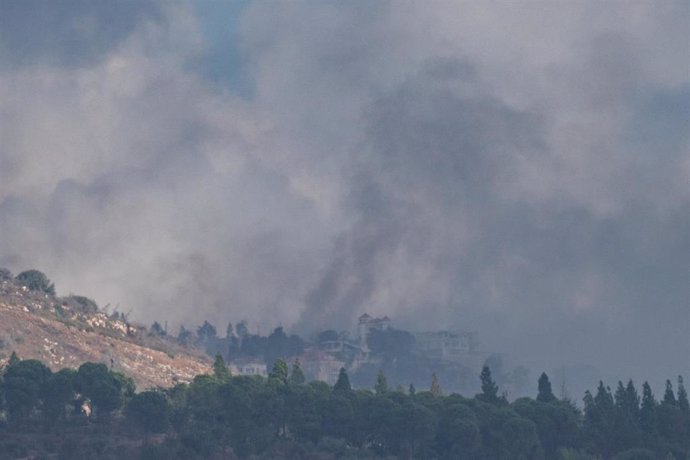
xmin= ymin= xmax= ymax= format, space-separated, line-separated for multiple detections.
xmin=15 ymin=269 xmax=55 ymax=295
xmin=63 ymin=295 xmax=98 ymax=313
xmin=0 ymin=268 xmax=12 ymax=281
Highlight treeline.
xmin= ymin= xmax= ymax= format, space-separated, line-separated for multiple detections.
xmin=154 ymin=319 xmax=493 ymax=395
xmin=151 ymin=320 xmax=307 ymax=369
xmin=1 ymin=354 xmax=689 ymax=459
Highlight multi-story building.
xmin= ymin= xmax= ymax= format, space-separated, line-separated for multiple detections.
xmin=357 ymin=313 xmax=391 ymax=352
xmin=299 ymin=349 xmax=346 ymax=385
xmin=230 ymin=360 xmax=268 ymax=377
xmin=415 ymin=330 xmax=477 ymax=362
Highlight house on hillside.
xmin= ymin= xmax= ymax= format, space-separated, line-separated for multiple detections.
xmin=357 ymin=313 xmax=391 ymax=352
xmin=415 ymin=330 xmax=477 ymax=362
xmin=299 ymin=349 xmax=345 ymax=385
xmin=230 ymin=359 xmax=267 ymax=377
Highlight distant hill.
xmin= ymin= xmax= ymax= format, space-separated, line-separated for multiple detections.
xmin=0 ymin=272 xmax=210 ymax=389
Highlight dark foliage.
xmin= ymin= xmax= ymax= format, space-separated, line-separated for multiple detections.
xmin=367 ymin=327 xmax=415 ymax=359
xmin=0 ymin=268 xmax=12 ymax=281
xmin=125 ymin=390 xmax=170 ymax=434
xmin=15 ymin=269 xmax=55 ymax=295
xmin=1 ymin=359 xmax=689 ymax=459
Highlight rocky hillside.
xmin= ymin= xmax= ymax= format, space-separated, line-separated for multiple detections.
xmin=0 ymin=274 xmax=210 ymax=389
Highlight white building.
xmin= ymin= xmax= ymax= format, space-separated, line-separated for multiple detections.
xmin=230 ymin=360 xmax=268 ymax=377
xmin=299 ymin=349 xmax=345 ymax=385
xmin=415 ymin=330 xmax=476 ymax=361
xmin=357 ymin=313 xmax=391 ymax=352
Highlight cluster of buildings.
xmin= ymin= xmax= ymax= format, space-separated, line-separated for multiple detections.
xmin=228 ymin=313 xmax=481 ymax=385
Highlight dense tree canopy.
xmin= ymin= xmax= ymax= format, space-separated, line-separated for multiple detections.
xmin=1 ymin=357 xmax=689 ymax=459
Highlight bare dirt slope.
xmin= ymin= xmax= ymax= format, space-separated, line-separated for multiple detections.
xmin=0 ymin=279 xmax=210 ymax=389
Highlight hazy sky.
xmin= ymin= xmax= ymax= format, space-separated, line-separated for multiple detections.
xmin=0 ymin=1 xmax=688 ymax=385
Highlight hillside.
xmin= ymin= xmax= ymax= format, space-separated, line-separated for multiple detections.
xmin=0 ymin=275 xmax=210 ymax=389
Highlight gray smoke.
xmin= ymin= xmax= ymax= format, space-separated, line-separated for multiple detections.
xmin=0 ymin=0 xmax=687 ymax=387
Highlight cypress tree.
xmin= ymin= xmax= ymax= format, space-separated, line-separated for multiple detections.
xmin=289 ymin=359 xmax=305 ymax=385
xmin=640 ymin=381 xmax=657 ymax=434
xmin=333 ymin=368 xmax=351 ymax=393
xmin=677 ymin=376 xmax=689 ymax=412
xmin=583 ymin=389 xmax=604 ymax=449
xmin=614 ymin=381 xmax=627 ymax=410
xmin=678 ymin=376 xmax=690 ymax=445
xmin=591 ymin=382 xmax=615 ymax=455
xmin=613 ymin=380 xmax=640 ymax=450
xmin=583 ymin=390 xmax=597 ymax=423
xmin=430 ymin=373 xmax=442 ymax=397
xmin=374 ymin=370 xmax=388 ymax=395
xmin=213 ymin=354 xmax=230 ymax=380
xmin=625 ymin=380 xmax=640 ymax=417
xmin=659 ymin=379 xmax=684 ymax=443
xmin=662 ymin=379 xmax=676 ymax=406
xmin=269 ymin=359 xmax=289 ymax=385
xmin=537 ymin=372 xmax=556 ymax=402
xmin=594 ymin=381 xmax=614 ymax=415
xmin=478 ymin=366 xmax=499 ymax=404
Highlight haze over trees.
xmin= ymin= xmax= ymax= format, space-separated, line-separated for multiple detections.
xmin=1 ymin=353 xmax=689 ymax=459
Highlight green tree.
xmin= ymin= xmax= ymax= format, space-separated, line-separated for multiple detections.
xmin=150 ymin=321 xmax=166 ymax=336
xmin=436 ymin=402 xmax=482 ymax=456
xmin=0 ymin=267 xmax=12 ymax=281
xmin=197 ymin=321 xmax=217 ymax=343
xmin=658 ymin=379 xmax=684 ymax=446
xmin=612 ymin=380 xmax=640 ymax=451
xmin=662 ymin=379 xmax=676 ymax=406
xmin=265 ymin=327 xmax=304 ymax=367
xmin=639 ymin=382 xmax=657 ymax=435
xmin=333 ymin=368 xmax=351 ymax=393
xmin=594 ymin=381 xmax=614 ymax=415
xmin=269 ymin=359 xmax=289 ymax=385
xmin=76 ymin=363 xmax=127 ymax=416
xmin=624 ymin=380 xmax=640 ymax=416
xmin=585 ymin=381 xmax=615 ymax=456
xmin=177 ymin=325 xmax=192 ymax=346
xmin=513 ymin=397 xmax=580 ymax=458
xmin=537 ymin=372 xmax=556 ymax=402
xmin=478 ymin=366 xmax=499 ymax=404
xmin=15 ymin=269 xmax=55 ymax=295
xmin=408 ymin=384 xmax=416 ymax=396
xmin=2 ymin=358 xmax=52 ymax=420
xmin=374 ymin=370 xmax=388 ymax=395
xmin=41 ymin=368 xmax=77 ymax=422
xmin=678 ymin=376 xmax=690 ymax=451
xmin=213 ymin=354 xmax=230 ymax=381
xmin=236 ymin=321 xmax=248 ymax=338
xmin=676 ymin=376 xmax=689 ymax=412
xmin=289 ymin=359 xmax=306 ymax=386
xmin=112 ymin=371 xmax=136 ymax=398
xmin=430 ymin=373 xmax=442 ymax=397
xmin=125 ymin=390 xmax=171 ymax=434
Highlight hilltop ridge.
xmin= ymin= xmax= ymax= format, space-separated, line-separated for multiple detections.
xmin=0 ymin=270 xmax=210 ymax=389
